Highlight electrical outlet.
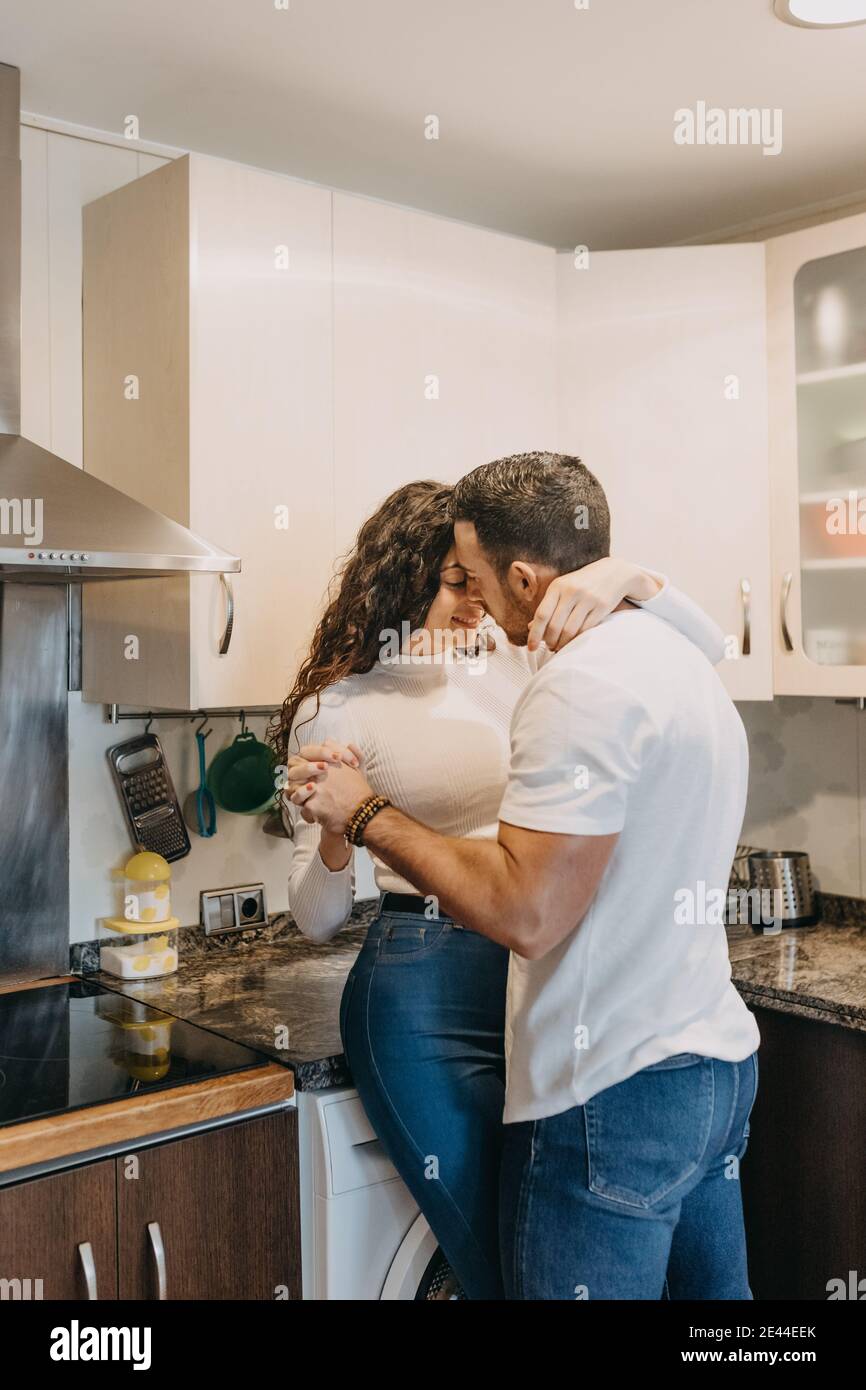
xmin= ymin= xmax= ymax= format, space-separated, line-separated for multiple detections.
xmin=200 ymin=883 xmax=268 ymax=935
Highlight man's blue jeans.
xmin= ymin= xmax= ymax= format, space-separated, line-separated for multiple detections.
xmin=500 ymin=1051 xmax=759 ymax=1300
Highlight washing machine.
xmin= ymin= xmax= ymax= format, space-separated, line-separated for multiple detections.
xmin=296 ymin=1085 xmax=463 ymax=1299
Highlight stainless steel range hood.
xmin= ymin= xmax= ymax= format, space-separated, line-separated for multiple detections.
xmin=0 ymin=63 xmax=240 ymax=582
xmin=0 ymin=434 xmax=241 ymax=579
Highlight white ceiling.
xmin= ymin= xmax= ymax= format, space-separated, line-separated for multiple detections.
xmin=4 ymin=0 xmax=866 ymax=248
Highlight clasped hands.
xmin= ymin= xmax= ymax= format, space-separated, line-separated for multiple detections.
xmin=285 ymin=739 xmax=376 ymax=836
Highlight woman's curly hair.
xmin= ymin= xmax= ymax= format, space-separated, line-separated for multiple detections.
xmin=269 ymin=481 xmax=455 ymax=766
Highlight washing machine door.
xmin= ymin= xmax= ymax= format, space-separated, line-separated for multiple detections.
xmin=380 ymin=1214 xmax=465 ymax=1300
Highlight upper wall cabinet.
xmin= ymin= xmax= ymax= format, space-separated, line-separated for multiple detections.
xmin=766 ymin=211 xmax=866 ymax=697
xmin=81 ymin=155 xmax=334 ymax=710
xmin=556 ymin=245 xmax=772 ymax=701
xmin=332 ymin=193 xmax=556 ymax=555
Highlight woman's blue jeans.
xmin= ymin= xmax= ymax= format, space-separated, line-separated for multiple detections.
xmin=339 ymin=906 xmax=509 ymax=1300
xmin=500 ymin=1051 xmax=759 ymax=1300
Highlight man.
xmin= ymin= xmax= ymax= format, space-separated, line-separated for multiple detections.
xmin=290 ymin=451 xmax=760 ymax=1300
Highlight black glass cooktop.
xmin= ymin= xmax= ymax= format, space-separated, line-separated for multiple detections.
xmin=0 ymin=979 xmax=269 ymax=1129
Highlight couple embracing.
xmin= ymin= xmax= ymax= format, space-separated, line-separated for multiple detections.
xmin=273 ymin=451 xmax=760 ymax=1301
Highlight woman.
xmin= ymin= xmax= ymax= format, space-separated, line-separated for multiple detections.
xmin=271 ymin=481 xmax=724 ymax=1301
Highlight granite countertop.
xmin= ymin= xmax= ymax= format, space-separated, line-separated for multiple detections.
xmin=87 ymin=895 xmax=866 ymax=1092
xmin=728 ymin=909 xmax=866 ymax=1034
xmin=91 ymin=902 xmax=379 ymax=1092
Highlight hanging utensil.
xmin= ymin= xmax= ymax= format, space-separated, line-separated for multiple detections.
xmin=195 ymin=721 xmax=217 ymax=837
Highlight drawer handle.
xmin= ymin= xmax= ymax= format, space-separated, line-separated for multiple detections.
xmin=147 ymin=1220 xmax=168 ymax=1300
xmin=218 ymin=573 xmax=235 ymax=656
xmin=739 ymin=577 xmax=751 ymax=657
xmin=77 ymin=1240 xmax=98 ymax=1300
xmin=780 ymin=571 xmax=794 ymax=653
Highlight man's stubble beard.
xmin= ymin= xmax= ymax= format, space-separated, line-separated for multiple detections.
xmin=498 ymin=592 xmax=535 ymax=647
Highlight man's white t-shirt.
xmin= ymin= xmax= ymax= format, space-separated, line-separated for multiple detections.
xmin=498 ymin=606 xmax=761 ymax=1124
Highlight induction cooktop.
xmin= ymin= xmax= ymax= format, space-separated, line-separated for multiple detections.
xmin=0 ymin=979 xmax=269 ymax=1129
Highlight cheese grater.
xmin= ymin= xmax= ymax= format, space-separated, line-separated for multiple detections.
xmin=107 ymin=733 xmax=191 ymax=862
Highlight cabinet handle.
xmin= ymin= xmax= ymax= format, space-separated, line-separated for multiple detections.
xmin=77 ymin=1241 xmax=98 ymax=1300
xmin=739 ymin=578 xmax=751 ymax=657
xmin=780 ymin=571 xmax=794 ymax=652
xmin=147 ymin=1221 xmax=168 ymax=1300
xmin=218 ymin=573 xmax=235 ymax=656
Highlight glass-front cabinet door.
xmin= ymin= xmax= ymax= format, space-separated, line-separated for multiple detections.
xmin=768 ymin=211 xmax=866 ymax=696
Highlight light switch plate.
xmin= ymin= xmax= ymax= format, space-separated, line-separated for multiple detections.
xmin=200 ymin=883 xmax=268 ymax=935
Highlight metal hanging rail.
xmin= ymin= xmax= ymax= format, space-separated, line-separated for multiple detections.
xmin=105 ymin=704 xmax=281 ymax=727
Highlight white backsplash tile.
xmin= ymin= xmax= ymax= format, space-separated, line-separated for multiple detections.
xmin=737 ymin=697 xmax=862 ymax=898
xmin=68 ymin=693 xmax=376 ymax=941
xmin=71 ymin=690 xmax=863 ymax=938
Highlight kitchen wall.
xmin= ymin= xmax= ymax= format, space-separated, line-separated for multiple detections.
xmin=19 ymin=119 xmax=375 ymax=940
xmin=67 ymin=701 xmax=289 ymax=940
xmin=738 ymin=698 xmax=865 ymax=898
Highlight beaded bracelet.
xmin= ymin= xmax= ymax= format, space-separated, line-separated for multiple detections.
xmin=345 ymin=794 xmax=392 ymax=846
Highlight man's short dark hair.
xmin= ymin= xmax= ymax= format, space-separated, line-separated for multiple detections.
xmin=450 ymin=451 xmax=610 ymax=577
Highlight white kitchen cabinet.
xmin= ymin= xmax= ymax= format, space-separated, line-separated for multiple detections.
xmin=556 ymin=245 xmax=772 ymax=701
xmin=766 ymin=211 xmax=866 ymax=696
xmin=21 ymin=127 xmax=149 ymax=460
xmin=332 ymin=193 xmax=556 ymax=554
xmin=81 ymin=154 xmax=333 ymax=710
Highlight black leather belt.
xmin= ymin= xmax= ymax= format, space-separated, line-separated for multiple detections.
xmin=380 ymin=892 xmax=459 ymax=925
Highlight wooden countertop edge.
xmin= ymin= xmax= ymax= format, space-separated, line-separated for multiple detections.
xmin=0 ymin=974 xmax=77 ymax=996
xmin=0 ymin=1063 xmax=294 ymax=1174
